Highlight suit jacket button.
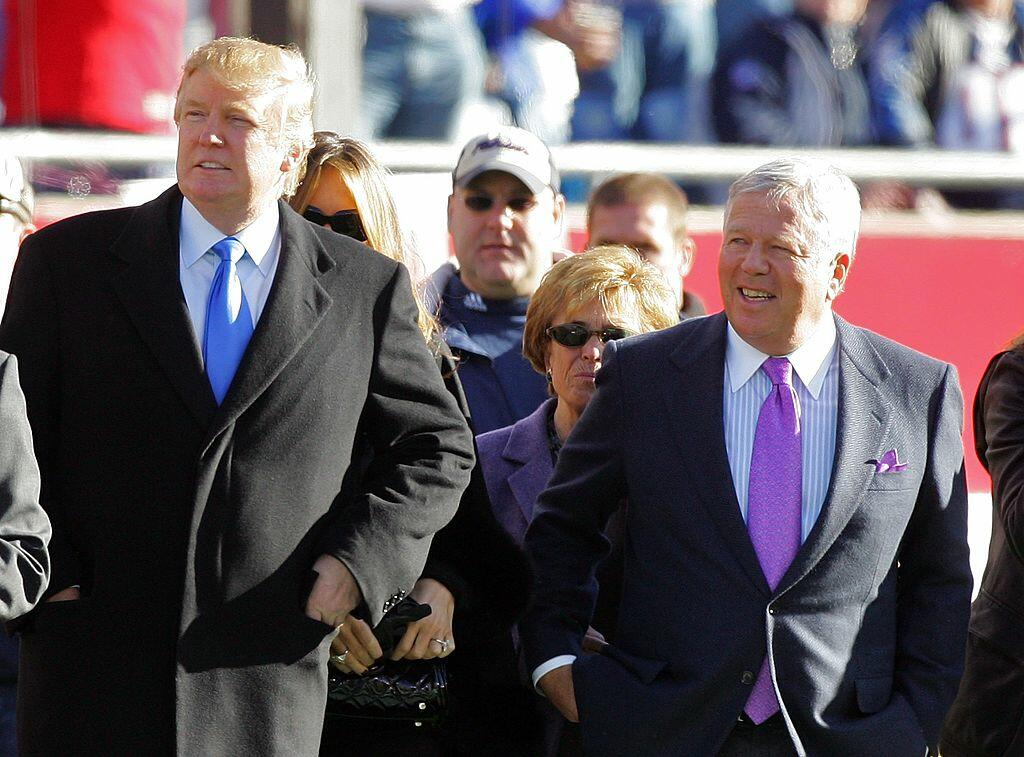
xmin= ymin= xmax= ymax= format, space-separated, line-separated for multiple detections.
xmin=741 ymin=671 xmax=755 ymax=685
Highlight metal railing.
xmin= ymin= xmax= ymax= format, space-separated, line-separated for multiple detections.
xmin=4 ymin=128 xmax=1024 ymax=189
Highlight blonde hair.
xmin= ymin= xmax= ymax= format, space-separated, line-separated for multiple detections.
xmin=522 ymin=245 xmax=678 ymax=376
xmin=290 ymin=132 xmax=439 ymax=346
xmin=175 ymin=37 xmax=315 ymax=197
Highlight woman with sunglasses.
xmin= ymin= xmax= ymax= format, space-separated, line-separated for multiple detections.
xmin=475 ymin=246 xmax=676 ymax=751
xmin=291 ymin=132 xmax=532 ymax=755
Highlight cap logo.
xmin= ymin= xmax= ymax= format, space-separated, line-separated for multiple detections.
xmin=473 ymin=136 xmax=530 ymax=155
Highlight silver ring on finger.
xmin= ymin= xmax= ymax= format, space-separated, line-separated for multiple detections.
xmin=431 ymin=638 xmax=450 ymax=653
xmin=330 ymin=650 xmax=350 ymax=666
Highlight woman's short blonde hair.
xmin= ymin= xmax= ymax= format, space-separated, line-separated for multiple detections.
xmin=523 ymin=245 xmax=679 ymax=375
xmin=175 ymin=37 xmax=315 ymax=197
xmin=290 ymin=131 xmax=439 ymax=346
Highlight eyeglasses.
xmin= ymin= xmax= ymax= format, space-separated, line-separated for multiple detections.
xmin=462 ymin=195 xmax=537 ymax=214
xmin=303 ymin=207 xmax=367 ymax=242
xmin=546 ymin=323 xmax=633 ymax=347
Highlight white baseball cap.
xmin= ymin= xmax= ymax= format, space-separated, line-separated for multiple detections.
xmin=452 ymin=126 xmax=559 ymax=195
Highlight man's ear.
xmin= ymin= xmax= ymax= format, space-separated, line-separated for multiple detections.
xmin=827 ymin=251 xmax=852 ymax=300
xmin=552 ymin=193 xmax=566 ymax=241
xmin=678 ymin=236 xmax=696 ymax=277
xmin=446 ymin=194 xmax=456 ymax=235
xmin=280 ymin=144 xmax=302 ymax=173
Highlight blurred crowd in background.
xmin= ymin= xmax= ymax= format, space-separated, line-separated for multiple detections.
xmin=1 ymin=0 xmax=1024 ymax=209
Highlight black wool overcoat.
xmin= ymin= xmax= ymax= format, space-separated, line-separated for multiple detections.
xmin=0 ymin=186 xmax=474 ymax=756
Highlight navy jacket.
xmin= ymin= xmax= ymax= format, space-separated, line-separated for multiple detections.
xmin=522 ymin=313 xmax=971 ymax=756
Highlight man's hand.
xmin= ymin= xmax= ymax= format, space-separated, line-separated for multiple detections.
xmin=305 ymin=554 xmax=362 ymax=627
xmin=538 ymin=664 xmax=580 ymax=723
xmin=46 ymin=587 xmax=80 ymax=602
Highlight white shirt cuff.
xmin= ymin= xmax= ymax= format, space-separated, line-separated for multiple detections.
xmin=531 ymin=655 xmax=577 ymax=694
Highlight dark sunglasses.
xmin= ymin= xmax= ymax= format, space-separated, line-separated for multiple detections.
xmin=303 ymin=207 xmax=367 ymax=242
xmin=546 ymin=323 xmax=633 ymax=347
xmin=462 ymin=195 xmax=537 ymax=213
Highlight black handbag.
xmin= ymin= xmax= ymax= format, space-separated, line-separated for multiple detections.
xmin=325 ymin=597 xmax=450 ymax=728
xmin=326 ymin=658 xmax=449 ymax=727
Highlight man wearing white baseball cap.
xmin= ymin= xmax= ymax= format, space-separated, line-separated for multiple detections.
xmin=429 ymin=126 xmax=566 ymax=434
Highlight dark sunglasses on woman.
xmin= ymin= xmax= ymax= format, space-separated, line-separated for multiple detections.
xmin=546 ymin=323 xmax=633 ymax=347
xmin=303 ymin=207 xmax=368 ymax=242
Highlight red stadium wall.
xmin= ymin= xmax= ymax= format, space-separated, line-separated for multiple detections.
xmin=570 ymin=229 xmax=1024 ymax=493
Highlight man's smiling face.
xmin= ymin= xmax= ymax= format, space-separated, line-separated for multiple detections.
xmin=718 ymin=190 xmax=849 ymax=355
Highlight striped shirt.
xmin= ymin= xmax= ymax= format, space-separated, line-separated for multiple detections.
xmin=723 ymin=319 xmax=839 ymax=543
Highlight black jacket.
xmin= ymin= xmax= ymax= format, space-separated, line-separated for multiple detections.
xmin=0 ymin=187 xmax=475 ymax=756
xmin=942 ymin=345 xmax=1024 ymax=756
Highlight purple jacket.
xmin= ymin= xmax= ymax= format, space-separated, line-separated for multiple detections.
xmin=476 ymin=398 xmax=556 ymax=545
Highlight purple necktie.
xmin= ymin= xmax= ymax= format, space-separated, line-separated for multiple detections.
xmin=744 ymin=357 xmax=802 ymax=723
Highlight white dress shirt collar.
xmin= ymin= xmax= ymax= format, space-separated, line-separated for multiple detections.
xmin=725 ymin=315 xmax=838 ymax=398
xmin=179 ymin=198 xmax=280 ymax=275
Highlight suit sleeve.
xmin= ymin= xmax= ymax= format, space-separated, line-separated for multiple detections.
xmin=320 ymin=263 xmax=475 ymax=625
xmin=978 ymin=349 xmax=1024 ymax=563
xmin=520 ymin=340 xmax=628 ymax=672
xmin=0 ymin=355 xmax=50 ymax=620
xmin=0 ymin=236 xmax=77 ymax=599
xmin=894 ymin=362 xmax=972 ymax=749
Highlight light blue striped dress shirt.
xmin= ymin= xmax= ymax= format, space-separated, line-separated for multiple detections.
xmin=723 ymin=319 xmax=839 ymax=543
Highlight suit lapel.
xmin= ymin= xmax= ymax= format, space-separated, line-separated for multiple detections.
xmin=668 ymin=314 xmax=770 ymax=594
xmin=108 ymin=186 xmax=218 ymax=429
xmin=505 ymin=401 xmax=555 ymax=525
xmin=205 ymin=202 xmax=337 ymax=444
xmin=777 ymin=316 xmax=893 ymax=594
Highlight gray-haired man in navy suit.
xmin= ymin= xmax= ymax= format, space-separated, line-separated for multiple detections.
xmin=522 ymin=157 xmax=971 ymax=756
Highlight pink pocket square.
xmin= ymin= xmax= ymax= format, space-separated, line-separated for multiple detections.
xmin=866 ymin=449 xmax=907 ymax=473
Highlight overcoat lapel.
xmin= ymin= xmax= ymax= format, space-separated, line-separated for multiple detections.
xmin=777 ymin=316 xmax=893 ymax=594
xmin=205 ymin=201 xmax=337 ymax=444
xmin=668 ymin=314 xmax=770 ymax=594
xmin=505 ymin=403 xmax=555 ymax=525
xmin=108 ymin=186 xmax=218 ymax=429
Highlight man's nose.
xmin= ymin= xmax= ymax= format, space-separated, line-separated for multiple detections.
xmin=200 ymin=120 xmax=225 ymax=146
xmin=740 ymin=242 xmax=770 ymax=273
xmin=485 ymin=202 xmax=514 ymax=229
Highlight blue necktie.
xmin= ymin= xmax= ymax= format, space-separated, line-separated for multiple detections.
xmin=203 ymin=237 xmax=253 ymax=404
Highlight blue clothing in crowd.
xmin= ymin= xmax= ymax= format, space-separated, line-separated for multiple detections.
xmin=475 ymin=0 xmax=562 ymax=50
xmin=358 ymin=5 xmax=486 ymax=139
xmin=869 ymin=0 xmax=1024 ymax=146
xmin=430 ymin=264 xmax=548 ymax=435
xmin=713 ymin=12 xmax=872 ymax=146
xmin=571 ymin=0 xmax=717 ymax=143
